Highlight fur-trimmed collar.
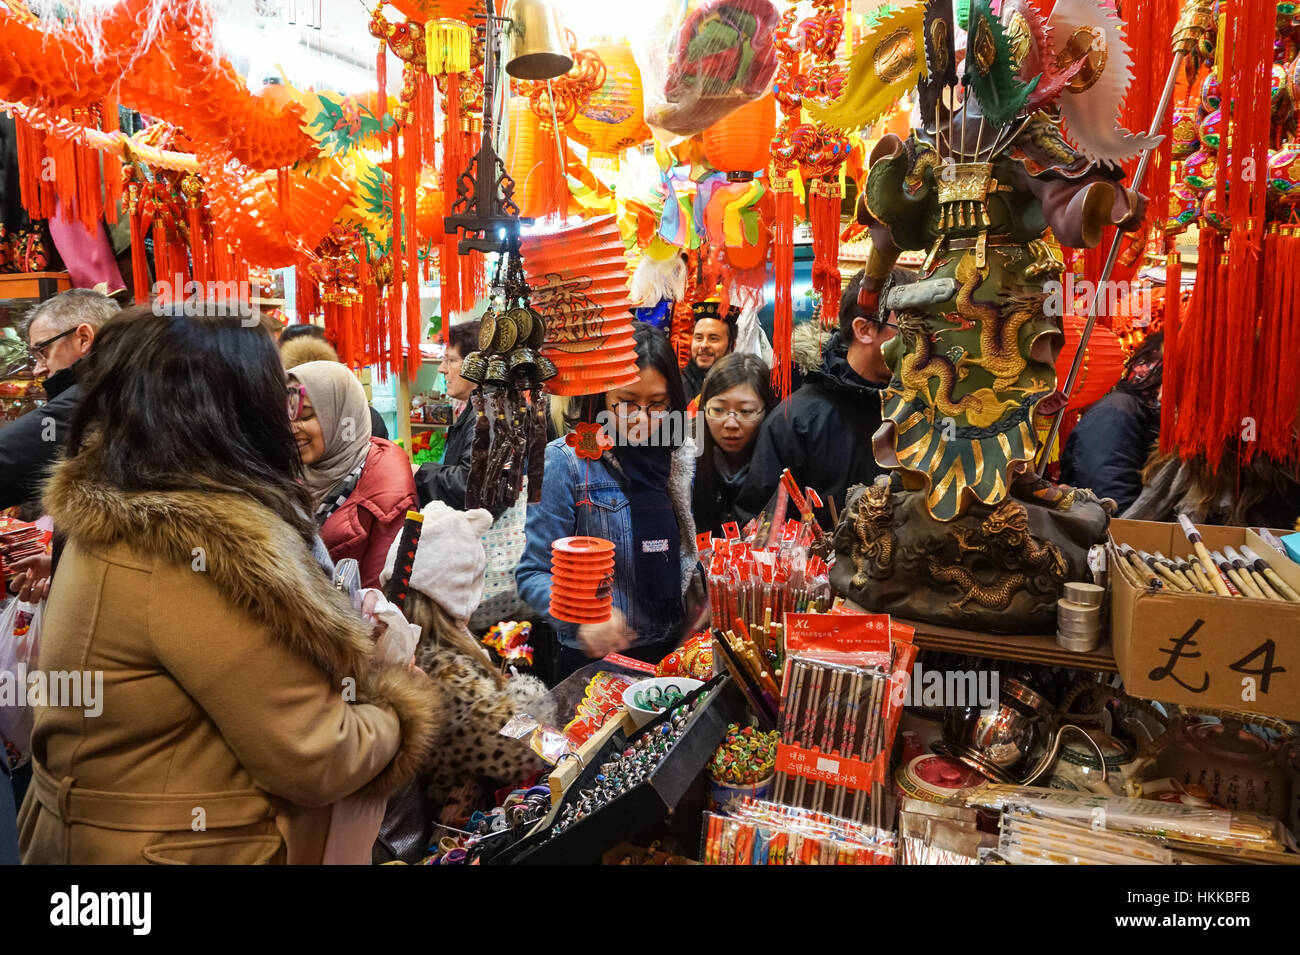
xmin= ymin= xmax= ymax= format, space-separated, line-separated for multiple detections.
xmin=43 ymin=446 xmax=440 ymax=802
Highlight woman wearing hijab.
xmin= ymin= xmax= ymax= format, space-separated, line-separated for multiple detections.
xmin=288 ymin=361 xmax=418 ymax=588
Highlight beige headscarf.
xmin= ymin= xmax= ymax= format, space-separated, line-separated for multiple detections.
xmin=289 ymin=360 xmax=373 ymax=504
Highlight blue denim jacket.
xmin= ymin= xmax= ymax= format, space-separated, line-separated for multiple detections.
xmin=516 ymin=436 xmax=698 ymax=650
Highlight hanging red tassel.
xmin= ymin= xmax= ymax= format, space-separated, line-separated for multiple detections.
xmin=127 ymin=183 xmax=149 ymax=304
xmin=405 ymin=119 xmax=422 ymax=381
xmin=809 ymin=180 xmax=842 ymax=329
xmin=376 ymin=37 xmax=388 ymax=121
xmin=418 ymin=73 xmax=438 ymax=167
xmin=1159 ymin=248 xmax=1180 ymax=453
xmin=771 ymin=176 xmax=795 ymax=398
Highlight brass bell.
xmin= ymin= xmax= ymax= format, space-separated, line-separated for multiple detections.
xmin=485 ymin=356 xmax=510 ymax=385
xmin=461 ymin=351 xmax=488 ymax=384
xmin=508 ymin=347 xmax=537 ymax=372
xmin=535 ymin=353 xmax=558 ymax=381
xmin=504 ymin=0 xmax=573 ymax=81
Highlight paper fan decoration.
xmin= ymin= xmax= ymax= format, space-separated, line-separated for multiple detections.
xmin=549 ymin=536 xmax=615 ymax=624
xmin=522 ymin=215 xmax=639 ymax=396
xmin=1046 ymin=0 xmax=1161 ymax=166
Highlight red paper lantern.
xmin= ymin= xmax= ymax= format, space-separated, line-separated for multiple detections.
xmin=1056 ymin=314 xmax=1125 ymax=413
xmin=702 ymin=95 xmax=775 ymax=178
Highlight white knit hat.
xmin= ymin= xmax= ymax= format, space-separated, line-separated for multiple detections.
xmin=380 ymin=501 xmax=494 ymax=624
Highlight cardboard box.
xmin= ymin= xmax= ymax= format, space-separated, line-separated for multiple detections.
xmin=1107 ymin=520 xmax=1300 ymax=721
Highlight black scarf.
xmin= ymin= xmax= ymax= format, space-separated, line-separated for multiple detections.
xmin=612 ymin=443 xmax=682 ymax=620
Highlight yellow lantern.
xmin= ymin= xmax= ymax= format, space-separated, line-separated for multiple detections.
xmin=568 ymin=42 xmax=651 ymax=166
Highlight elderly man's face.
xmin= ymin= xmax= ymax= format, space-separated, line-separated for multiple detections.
xmin=27 ymin=315 xmax=95 ymax=378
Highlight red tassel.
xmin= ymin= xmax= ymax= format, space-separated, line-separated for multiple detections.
xmin=376 ymin=37 xmax=388 ymax=120
xmin=809 ymin=180 xmax=841 ymax=329
xmin=771 ymin=177 xmax=795 ymax=398
xmin=128 ymin=186 xmax=149 ymax=304
xmin=1159 ymin=249 xmax=1180 ymax=454
xmin=405 ymin=120 xmax=422 ymax=381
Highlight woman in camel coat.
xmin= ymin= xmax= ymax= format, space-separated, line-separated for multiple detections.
xmin=19 ymin=307 xmax=439 ymax=865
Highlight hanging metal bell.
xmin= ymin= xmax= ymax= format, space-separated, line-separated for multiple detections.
xmin=535 ymin=353 xmax=558 ymax=380
xmin=461 ymin=351 xmax=488 ymax=384
xmin=485 ymin=356 xmax=510 ymax=385
xmin=504 ymin=0 xmax=573 ymax=80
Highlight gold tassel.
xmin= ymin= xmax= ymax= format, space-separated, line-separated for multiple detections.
xmin=426 ymin=19 xmax=472 ymax=76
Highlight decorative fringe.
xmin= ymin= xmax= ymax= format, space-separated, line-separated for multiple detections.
xmin=1159 ymin=249 xmax=1180 ymax=453
xmin=376 ymin=36 xmax=388 ymax=120
xmin=400 ymin=117 xmax=421 ymax=380
xmin=771 ymin=176 xmax=795 ymax=398
xmin=809 ymin=179 xmax=841 ymax=330
xmin=440 ymin=70 xmax=465 ymax=320
xmin=127 ymin=184 xmax=149 ymax=304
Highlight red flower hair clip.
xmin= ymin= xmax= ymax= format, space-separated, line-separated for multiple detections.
xmin=566 ymin=421 xmax=614 ymax=461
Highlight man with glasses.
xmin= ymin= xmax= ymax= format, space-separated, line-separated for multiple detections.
xmin=415 ymin=318 xmax=481 ymax=510
xmin=0 ymin=289 xmax=118 ymax=511
xmin=735 ymin=268 xmax=914 ymax=528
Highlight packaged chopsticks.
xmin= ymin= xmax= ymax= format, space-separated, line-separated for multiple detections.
xmin=998 ymin=811 xmax=1174 ymax=865
xmin=769 ymin=611 xmax=916 ymax=830
xmin=702 ymin=797 xmax=896 ymax=865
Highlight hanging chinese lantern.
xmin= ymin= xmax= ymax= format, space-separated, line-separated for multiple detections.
xmin=521 ymin=215 xmax=639 ymax=395
xmin=1056 ymin=313 xmax=1125 ymax=414
xmin=506 ymin=97 xmax=566 ymax=219
xmin=568 ymin=42 xmax=651 ymax=165
xmin=702 ymin=95 xmax=775 ymax=179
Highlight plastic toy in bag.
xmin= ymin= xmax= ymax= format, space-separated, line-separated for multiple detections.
xmin=637 ymin=0 xmax=781 ymax=138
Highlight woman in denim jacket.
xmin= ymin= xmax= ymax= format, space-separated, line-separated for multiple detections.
xmin=517 ymin=323 xmax=700 ymax=683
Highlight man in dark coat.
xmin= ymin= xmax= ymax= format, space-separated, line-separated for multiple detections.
xmin=415 ymin=319 xmax=481 ymax=510
xmin=735 ymin=268 xmax=911 ymax=527
xmin=0 ymin=289 xmax=118 ymax=510
xmin=1062 ymin=332 xmax=1163 ymax=513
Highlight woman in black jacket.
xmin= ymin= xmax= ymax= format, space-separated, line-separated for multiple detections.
xmin=692 ymin=353 xmax=777 ymax=537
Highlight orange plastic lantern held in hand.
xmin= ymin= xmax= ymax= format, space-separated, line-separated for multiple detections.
xmin=702 ymin=95 xmax=775 ymax=180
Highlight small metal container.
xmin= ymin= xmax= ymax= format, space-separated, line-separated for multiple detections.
xmin=1057 ymin=628 xmax=1101 ymax=652
xmin=1057 ymin=599 xmax=1103 ymax=628
xmin=460 ymin=351 xmax=488 ymax=383
xmin=1064 ymin=582 xmax=1105 ymax=608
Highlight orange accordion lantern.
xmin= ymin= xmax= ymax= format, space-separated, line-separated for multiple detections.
xmin=549 ymin=536 xmax=615 ymax=624
xmin=522 ymin=215 xmax=639 ymax=396
xmin=567 ymin=42 xmax=651 ymax=163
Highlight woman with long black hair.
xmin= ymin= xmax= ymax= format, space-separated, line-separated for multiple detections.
xmin=692 ymin=352 xmax=777 ymax=537
xmin=516 ymin=322 xmax=701 ymax=683
xmin=20 ymin=306 xmax=437 ymax=865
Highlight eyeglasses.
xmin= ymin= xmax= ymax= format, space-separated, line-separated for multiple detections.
xmin=704 ymin=405 xmax=765 ymax=423
xmin=609 ymin=399 xmax=671 ymax=420
xmin=287 ymin=384 xmax=308 ymax=422
xmin=28 ymin=327 xmax=77 ymax=362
